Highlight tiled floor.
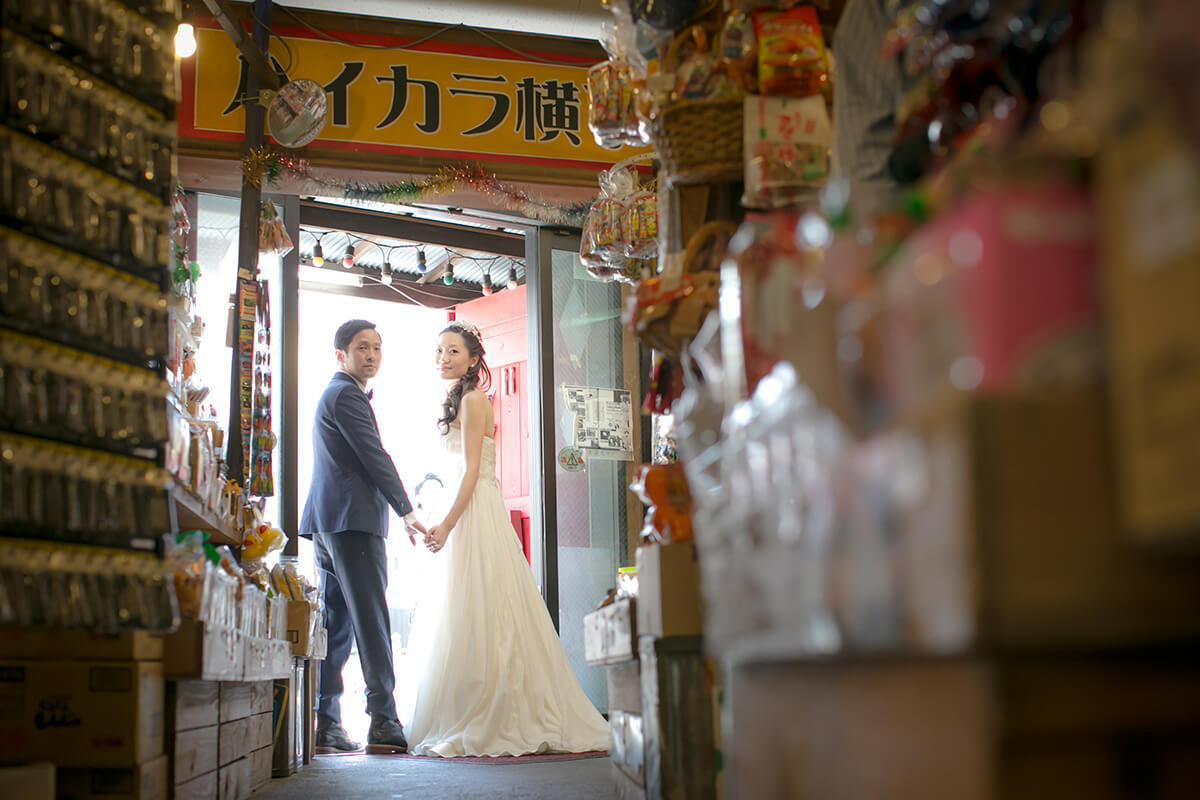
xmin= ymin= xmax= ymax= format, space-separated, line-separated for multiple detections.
xmin=251 ymin=753 xmax=615 ymax=799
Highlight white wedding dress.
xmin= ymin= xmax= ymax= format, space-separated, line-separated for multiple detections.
xmin=403 ymin=426 xmax=611 ymax=757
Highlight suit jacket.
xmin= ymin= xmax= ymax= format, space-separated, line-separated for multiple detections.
xmin=300 ymin=371 xmax=413 ymax=538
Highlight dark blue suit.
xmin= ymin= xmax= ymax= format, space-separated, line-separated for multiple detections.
xmin=301 ymin=371 xmax=413 ymax=726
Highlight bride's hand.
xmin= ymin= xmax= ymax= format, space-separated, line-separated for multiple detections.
xmin=425 ymin=524 xmax=450 ymax=553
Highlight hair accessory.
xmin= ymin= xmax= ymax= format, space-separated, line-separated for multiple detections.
xmin=446 ymin=319 xmax=482 ymax=344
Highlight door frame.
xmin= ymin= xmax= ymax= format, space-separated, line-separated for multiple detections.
xmin=525 ymin=226 xmax=580 ymax=631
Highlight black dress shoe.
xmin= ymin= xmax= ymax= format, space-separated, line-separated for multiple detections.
xmin=315 ymin=723 xmax=361 ymax=753
xmin=365 ymin=715 xmax=408 ymax=754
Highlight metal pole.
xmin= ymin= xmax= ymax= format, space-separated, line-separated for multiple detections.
xmin=281 ymin=195 xmax=300 ymax=552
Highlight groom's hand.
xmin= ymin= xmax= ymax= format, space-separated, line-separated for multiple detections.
xmin=404 ymin=518 xmax=428 ymax=546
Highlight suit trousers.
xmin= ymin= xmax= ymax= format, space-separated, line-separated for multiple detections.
xmin=314 ymin=531 xmax=398 ymax=725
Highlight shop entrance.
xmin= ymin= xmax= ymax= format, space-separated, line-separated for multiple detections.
xmin=191 ymin=193 xmax=639 ymax=721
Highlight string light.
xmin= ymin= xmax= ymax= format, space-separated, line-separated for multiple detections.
xmin=341 ymin=242 xmax=356 ymax=268
xmin=174 ymin=23 xmax=197 ymax=58
xmin=311 ymin=237 xmax=325 ymax=266
xmin=481 ymin=270 xmax=493 ymax=296
xmin=381 ymin=262 xmax=393 ymax=285
xmin=443 ymin=262 xmax=454 ymax=286
xmin=416 ymin=248 xmax=427 ymax=273
xmin=506 ymin=266 xmax=518 ymax=290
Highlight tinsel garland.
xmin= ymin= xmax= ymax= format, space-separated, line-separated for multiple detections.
xmin=242 ymin=147 xmax=592 ymax=226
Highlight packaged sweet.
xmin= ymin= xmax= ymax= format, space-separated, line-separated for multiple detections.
xmin=629 ymin=463 xmax=694 ymax=544
xmin=744 ymin=94 xmax=832 ymax=209
xmin=719 ymin=10 xmax=758 ymax=93
xmin=242 ymin=522 xmax=286 ymax=561
xmin=753 ymin=5 xmax=829 ymax=97
xmin=624 ymin=189 xmax=658 ymax=258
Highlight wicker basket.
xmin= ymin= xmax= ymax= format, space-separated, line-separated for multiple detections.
xmin=631 ymin=221 xmax=738 ymax=358
xmin=648 ymin=25 xmax=745 ymax=186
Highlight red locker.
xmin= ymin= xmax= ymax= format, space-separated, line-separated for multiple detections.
xmin=454 ymin=287 xmax=530 ymax=563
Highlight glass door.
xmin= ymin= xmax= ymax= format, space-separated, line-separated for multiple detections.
xmin=529 ymin=228 xmax=639 ymax=711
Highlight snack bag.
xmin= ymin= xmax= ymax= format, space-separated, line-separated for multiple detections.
xmin=719 ymin=9 xmax=758 ymax=92
xmin=629 ymin=463 xmax=694 ymax=544
xmin=754 ymin=5 xmax=829 ymax=97
xmin=624 ymin=189 xmax=658 ymax=258
xmin=744 ymin=94 xmax=832 ymax=209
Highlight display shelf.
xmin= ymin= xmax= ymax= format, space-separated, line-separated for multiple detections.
xmin=172 ymin=482 xmax=240 ymax=547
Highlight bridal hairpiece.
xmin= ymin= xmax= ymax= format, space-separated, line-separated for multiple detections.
xmin=446 ymin=319 xmax=482 ymax=344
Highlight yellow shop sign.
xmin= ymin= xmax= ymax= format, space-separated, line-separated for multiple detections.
xmin=179 ymin=20 xmax=637 ymax=169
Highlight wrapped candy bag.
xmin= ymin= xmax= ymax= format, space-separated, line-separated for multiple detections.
xmin=258 ymin=201 xmax=293 ymax=257
xmin=629 ymin=463 xmax=694 ymax=544
xmin=242 ymin=523 xmax=286 ymax=561
xmin=753 ymin=5 xmax=829 ymax=98
xmin=580 ymin=163 xmax=642 ymax=273
xmin=624 ymin=188 xmax=658 ymax=258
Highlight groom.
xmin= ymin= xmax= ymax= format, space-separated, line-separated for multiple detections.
xmin=300 ymin=319 xmax=426 ymax=754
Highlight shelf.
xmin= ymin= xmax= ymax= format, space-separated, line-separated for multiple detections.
xmin=172 ymin=483 xmax=240 ymax=548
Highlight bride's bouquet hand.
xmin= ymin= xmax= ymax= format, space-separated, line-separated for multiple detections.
xmin=425 ymin=523 xmax=450 ymax=554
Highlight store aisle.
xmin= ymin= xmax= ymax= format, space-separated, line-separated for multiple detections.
xmin=252 ymin=754 xmax=614 ymax=799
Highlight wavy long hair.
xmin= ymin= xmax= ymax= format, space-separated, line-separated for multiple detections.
xmin=437 ymin=324 xmax=492 ymax=434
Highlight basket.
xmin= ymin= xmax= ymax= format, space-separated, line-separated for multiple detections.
xmin=648 ymin=25 xmax=745 ymax=186
xmin=630 ymin=221 xmax=738 ymax=358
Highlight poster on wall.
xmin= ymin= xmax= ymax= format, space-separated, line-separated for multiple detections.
xmin=562 ymin=385 xmax=633 ymax=461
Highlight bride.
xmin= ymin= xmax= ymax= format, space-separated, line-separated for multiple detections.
xmin=403 ymin=320 xmax=611 ymax=757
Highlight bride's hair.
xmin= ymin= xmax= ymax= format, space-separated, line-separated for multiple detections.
xmin=438 ymin=322 xmax=492 ymax=434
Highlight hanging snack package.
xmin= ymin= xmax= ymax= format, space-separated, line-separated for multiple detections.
xmin=625 ymin=188 xmax=658 ymax=258
xmin=753 ymin=5 xmax=829 ymax=97
xmin=674 ymin=26 xmax=718 ymax=101
xmin=719 ymin=9 xmax=759 ymax=93
xmin=744 ymin=94 xmax=833 ymax=209
xmin=587 ymin=8 xmax=646 ymax=149
xmin=580 ymin=164 xmax=639 ymax=272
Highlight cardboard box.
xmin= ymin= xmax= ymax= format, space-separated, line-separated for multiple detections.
xmin=242 ymin=637 xmax=291 ymax=680
xmin=0 ymin=630 xmax=164 ymax=662
xmin=638 ymin=636 xmax=715 ymax=800
xmin=171 ymin=725 xmax=217 ymax=785
xmin=218 ymin=758 xmax=249 ymax=800
xmin=607 ymin=661 xmax=642 ymax=714
xmin=171 ymin=770 xmax=215 ymax=800
xmin=249 ymin=746 xmax=272 ymax=792
xmin=0 ymin=762 xmax=53 ymax=800
xmin=312 ymin=627 xmax=328 ymax=661
xmin=1097 ymin=96 xmax=1200 ymax=543
xmin=697 ymin=390 xmax=1200 ymax=657
xmin=57 ymin=755 xmax=167 ymax=800
xmin=249 ymin=681 xmax=273 ymax=716
xmin=286 ymin=602 xmax=318 ymax=658
xmin=219 ymin=682 xmax=252 ymax=723
xmin=609 ymin=710 xmax=645 ymax=787
xmin=168 ymin=680 xmax=219 ymax=732
xmin=583 ymin=598 xmax=637 ymax=666
xmin=164 ymin=622 xmax=242 ymax=681
xmin=217 ymin=718 xmax=252 ymax=768
xmin=0 ymin=661 xmax=163 ymax=768
xmin=636 ymin=542 xmax=703 ymax=638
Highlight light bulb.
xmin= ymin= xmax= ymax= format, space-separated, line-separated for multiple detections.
xmin=442 ymin=266 xmax=454 ymax=286
xmin=174 ymin=23 xmax=197 ymax=59
xmin=416 ymin=249 xmax=427 ymax=273
xmin=312 ymin=241 xmax=324 ymax=266
xmin=506 ymin=267 xmax=518 ymax=290
xmin=381 ymin=264 xmax=393 ymax=285
xmin=481 ymin=274 xmax=493 ymax=296
xmin=341 ymin=244 xmax=355 ymax=268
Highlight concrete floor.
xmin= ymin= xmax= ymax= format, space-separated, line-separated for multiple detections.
xmin=252 ymin=754 xmax=616 ymax=800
